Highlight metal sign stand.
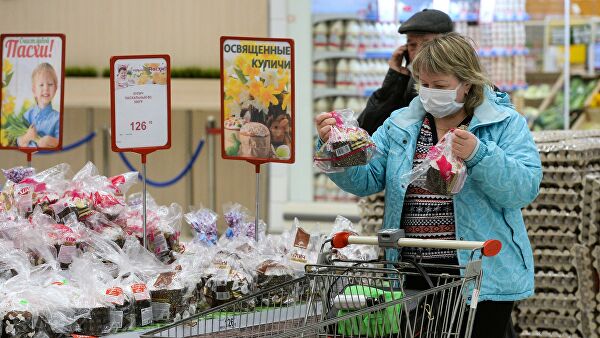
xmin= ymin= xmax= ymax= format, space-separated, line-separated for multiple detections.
xmin=142 ymin=154 xmax=148 ymax=248
xmin=254 ymin=164 xmax=260 ymax=242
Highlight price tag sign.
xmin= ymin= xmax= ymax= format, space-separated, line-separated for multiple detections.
xmin=0 ymin=34 xmax=65 ymax=151
xmin=220 ymin=36 xmax=294 ymax=164
xmin=110 ymin=55 xmax=171 ymax=153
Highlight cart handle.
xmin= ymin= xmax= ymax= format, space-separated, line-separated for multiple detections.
xmin=331 ymin=232 xmax=502 ymax=257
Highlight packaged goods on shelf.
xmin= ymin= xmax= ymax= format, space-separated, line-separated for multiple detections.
xmin=1 ymin=161 xmax=378 ymax=336
xmin=525 ymin=77 xmax=600 ymax=131
xmin=512 ymin=131 xmax=600 ymax=337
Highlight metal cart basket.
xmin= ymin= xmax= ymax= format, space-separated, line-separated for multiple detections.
xmin=141 ymin=230 xmax=501 ymax=338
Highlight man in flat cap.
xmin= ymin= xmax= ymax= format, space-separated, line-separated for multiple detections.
xmin=358 ymin=9 xmax=453 ymax=135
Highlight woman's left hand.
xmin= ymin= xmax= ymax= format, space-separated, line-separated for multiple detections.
xmin=452 ymin=129 xmax=478 ymax=160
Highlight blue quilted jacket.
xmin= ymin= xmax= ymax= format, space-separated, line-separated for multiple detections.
xmin=325 ymin=87 xmax=542 ymax=302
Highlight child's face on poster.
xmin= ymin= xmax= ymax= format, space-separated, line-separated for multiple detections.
xmin=32 ymin=71 xmax=57 ymax=108
xmin=119 ymin=69 xmax=127 ymax=79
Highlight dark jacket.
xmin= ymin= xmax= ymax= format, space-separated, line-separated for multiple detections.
xmin=357 ymin=69 xmax=417 ymax=135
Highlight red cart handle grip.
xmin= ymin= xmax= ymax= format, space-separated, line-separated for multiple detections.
xmin=482 ymin=239 xmax=502 ymax=257
xmin=331 ymin=231 xmax=353 ymax=249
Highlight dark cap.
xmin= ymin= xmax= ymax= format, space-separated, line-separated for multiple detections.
xmin=398 ymin=9 xmax=453 ymax=34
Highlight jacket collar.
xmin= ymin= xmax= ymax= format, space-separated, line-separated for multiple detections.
xmin=390 ymin=86 xmax=512 ymax=132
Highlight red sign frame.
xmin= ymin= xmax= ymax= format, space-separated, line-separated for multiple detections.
xmin=0 ymin=33 xmax=66 ymax=153
xmin=109 ymin=54 xmax=172 ymax=156
xmin=220 ymin=36 xmax=295 ymax=166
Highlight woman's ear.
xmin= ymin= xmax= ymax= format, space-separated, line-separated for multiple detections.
xmin=464 ymin=83 xmax=472 ymax=94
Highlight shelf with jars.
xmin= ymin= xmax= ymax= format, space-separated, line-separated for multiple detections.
xmin=453 ymin=1 xmax=529 ymax=93
xmin=311 ymin=13 xmax=398 ymax=203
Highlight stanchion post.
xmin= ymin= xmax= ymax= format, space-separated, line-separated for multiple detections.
xmin=27 ymin=152 xmax=32 ymax=168
xmin=563 ymin=0 xmax=571 ymax=130
xmin=103 ymin=126 xmax=110 ymax=176
xmin=207 ymin=116 xmax=217 ymax=211
xmin=86 ymin=107 xmax=94 ymax=162
xmin=142 ymin=153 xmax=148 ymax=249
xmin=186 ymin=110 xmax=194 ymax=208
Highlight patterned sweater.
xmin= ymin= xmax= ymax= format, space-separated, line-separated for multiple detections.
xmin=400 ymin=114 xmax=471 ymax=262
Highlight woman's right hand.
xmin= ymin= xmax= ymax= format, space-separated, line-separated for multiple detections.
xmin=315 ymin=112 xmax=337 ymax=142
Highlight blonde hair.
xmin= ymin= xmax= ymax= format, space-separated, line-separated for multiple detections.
xmin=411 ymin=32 xmax=493 ymax=114
xmin=31 ymin=62 xmax=58 ymax=85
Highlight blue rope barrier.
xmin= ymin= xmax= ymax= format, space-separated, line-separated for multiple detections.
xmin=38 ymin=132 xmax=97 ymax=154
xmin=118 ymin=139 xmax=205 ymax=187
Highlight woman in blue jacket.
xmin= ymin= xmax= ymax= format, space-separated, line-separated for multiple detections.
xmin=315 ymin=33 xmax=542 ymax=337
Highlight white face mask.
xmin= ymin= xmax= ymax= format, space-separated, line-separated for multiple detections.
xmin=419 ymin=84 xmax=464 ymax=118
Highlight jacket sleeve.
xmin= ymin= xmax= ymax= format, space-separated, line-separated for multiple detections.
xmin=318 ymin=123 xmax=391 ymax=197
xmin=358 ymin=69 xmax=411 ymax=135
xmin=464 ymin=114 xmax=542 ymax=209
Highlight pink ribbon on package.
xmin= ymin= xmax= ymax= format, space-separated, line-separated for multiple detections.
xmin=427 ymin=145 xmax=441 ymax=160
xmin=330 ymin=111 xmax=344 ymax=128
xmin=436 ymin=155 xmax=453 ymax=181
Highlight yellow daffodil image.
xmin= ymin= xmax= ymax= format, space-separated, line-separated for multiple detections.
xmin=2 ymin=96 xmax=15 ymax=114
xmin=225 ymin=77 xmax=245 ymax=101
xmin=248 ymin=79 xmax=263 ymax=100
xmin=233 ymin=53 xmax=260 ymax=79
xmin=22 ymin=98 xmax=33 ymax=111
xmin=276 ymin=78 xmax=288 ymax=93
xmin=281 ymin=92 xmax=291 ymax=111
xmin=244 ymin=63 xmax=260 ymax=79
xmin=234 ymin=54 xmax=252 ymax=70
xmin=224 ymin=98 xmax=242 ymax=117
xmin=2 ymin=58 xmax=12 ymax=75
xmin=262 ymin=69 xmax=279 ymax=88
xmin=0 ymin=128 xmax=8 ymax=146
xmin=256 ymin=84 xmax=280 ymax=109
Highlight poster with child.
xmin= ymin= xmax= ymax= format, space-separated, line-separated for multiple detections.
xmin=0 ymin=34 xmax=65 ymax=150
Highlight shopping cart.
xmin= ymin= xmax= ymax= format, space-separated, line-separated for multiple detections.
xmin=141 ymin=229 xmax=501 ymax=338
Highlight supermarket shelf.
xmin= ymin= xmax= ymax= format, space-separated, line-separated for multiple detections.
xmin=477 ymin=48 xmax=529 ymax=58
xmin=312 ymin=13 xmax=377 ymax=24
xmin=494 ymin=13 xmax=530 ymax=22
xmin=364 ymin=88 xmax=376 ymax=97
xmin=450 ymin=13 xmax=479 ymax=22
xmin=314 ymin=51 xmax=360 ymax=61
xmin=499 ymin=84 xmax=529 ymax=92
xmin=313 ymin=88 xmax=368 ymax=99
xmin=313 ymin=50 xmax=393 ymax=61
xmin=572 ymin=108 xmax=600 ymax=130
xmin=365 ymin=51 xmax=394 ymax=59
xmin=451 ymin=13 xmax=530 ymax=22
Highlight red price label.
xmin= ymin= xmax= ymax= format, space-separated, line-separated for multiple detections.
xmin=131 ymin=283 xmax=147 ymax=294
xmin=106 ymin=287 xmax=123 ymax=297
